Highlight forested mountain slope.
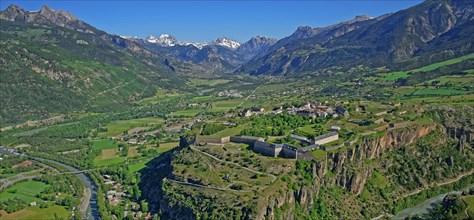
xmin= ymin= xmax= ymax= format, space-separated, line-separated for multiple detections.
xmin=0 ymin=6 xmax=184 ymax=125
xmin=238 ymin=0 xmax=474 ymax=75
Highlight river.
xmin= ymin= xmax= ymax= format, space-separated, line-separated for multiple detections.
xmin=32 ymin=157 xmax=100 ymax=220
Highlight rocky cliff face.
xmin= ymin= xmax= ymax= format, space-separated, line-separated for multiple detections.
xmin=238 ymin=0 xmax=474 ymax=75
xmin=432 ymin=106 xmax=474 ymax=152
xmin=259 ymin=124 xmax=437 ymax=219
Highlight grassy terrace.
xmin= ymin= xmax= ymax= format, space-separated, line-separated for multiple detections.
xmin=97 ymin=117 xmax=163 ymax=137
xmin=209 ymin=99 xmax=243 ymax=112
xmin=91 ymin=139 xmax=118 ymax=150
xmin=399 ymin=94 xmax=474 ymax=104
xmin=169 ymin=109 xmax=204 ymax=117
xmin=382 ymin=71 xmax=409 ymax=80
xmin=412 ymin=88 xmax=469 ymax=96
xmin=0 ymin=180 xmax=47 ymax=203
xmin=202 ymin=124 xmax=248 ymax=138
xmin=381 ymin=53 xmax=474 ymax=80
xmin=0 ymin=178 xmax=71 ymax=218
xmin=411 ymin=53 xmax=474 ymax=72
xmin=135 ymin=89 xmax=183 ymax=105
xmin=0 ymin=206 xmax=69 ymax=220
xmin=188 ymin=78 xmax=231 ymax=87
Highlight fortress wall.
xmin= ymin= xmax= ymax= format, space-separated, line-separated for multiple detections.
xmin=280 ymin=147 xmax=297 ymax=159
xmin=297 ymin=152 xmax=314 ymax=161
xmin=230 ymin=136 xmax=264 ymax=147
xmin=254 ymin=141 xmax=279 ymax=157
xmin=195 ymin=136 xmax=230 ymax=144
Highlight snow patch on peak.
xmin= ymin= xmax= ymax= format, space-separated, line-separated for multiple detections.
xmin=121 ymin=36 xmax=139 ymax=39
xmin=179 ymin=41 xmax=208 ymax=49
xmin=146 ymin=34 xmax=177 ymax=46
xmin=210 ymin=37 xmax=241 ymax=49
xmin=145 ymin=34 xmax=208 ymax=48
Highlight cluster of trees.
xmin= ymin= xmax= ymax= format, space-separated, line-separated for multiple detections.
xmin=201 ymin=123 xmax=225 ymax=135
xmin=395 ymin=59 xmax=474 ymax=87
xmin=0 ymin=157 xmax=40 ymax=176
xmin=389 ymin=130 xmax=473 ymax=191
xmin=0 ymin=19 xmax=189 ymax=125
xmin=0 ymin=198 xmax=27 ymax=213
xmin=240 ymin=114 xmax=312 ymax=137
xmin=138 ymin=148 xmax=160 ymax=158
xmin=390 ymin=168 xmax=473 ymax=214
xmin=39 ymin=175 xmax=77 ymax=195
xmin=37 ymin=161 xmax=84 ymax=201
xmin=118 ymin=144 xmax=129 ymax=157
xmin=422 ymin=192 xmax=474 ymax=219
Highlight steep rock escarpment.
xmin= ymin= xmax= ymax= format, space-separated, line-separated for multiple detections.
xmin=260 ymin=124 xmax=437 ymax=219
xmin=432 ymin=106 xmax=474 ymax=152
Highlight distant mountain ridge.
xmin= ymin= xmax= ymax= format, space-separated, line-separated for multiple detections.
xmin=128 ymin=34 xmax=277 ymax=73
xmin=238 ymin=0 xmax=474 ymax=75
xmin=0 ymin=5 xmax=96 ymax=34
xmin=1 ymin=0 xmax=472 ymax=77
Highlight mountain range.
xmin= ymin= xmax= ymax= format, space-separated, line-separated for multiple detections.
xmin=2 ymin=0 xmax=472 ymax=76
xmin=238 ymin=0 xmax=473 ymax=75
xmin=0 ymin=5 xmax=182 ymax=124
xmin=126 ymin=34 xmax=277 ymax=73
xmin=0 ymin=0 xmax=473 ymax=124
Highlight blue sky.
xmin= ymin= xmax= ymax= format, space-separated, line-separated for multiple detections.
xmin=1 ymin=1 xmax=422 ymax=42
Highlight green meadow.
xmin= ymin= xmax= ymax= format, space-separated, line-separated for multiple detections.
xmin=91 ymin=139 xmax=118 ymax=150
xmin=98 ymin=117 xmax=163 ymax=137
xmin=0 ymin=180 xmax=48 ymax=203
xmin=188 ymin=78 xmax=231 ymax=87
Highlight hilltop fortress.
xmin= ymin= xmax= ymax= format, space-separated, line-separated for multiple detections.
xmin=194 ymin=132 xmax=339 ymax=161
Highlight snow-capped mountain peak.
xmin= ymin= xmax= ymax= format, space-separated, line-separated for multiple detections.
xmin=142 ymin=34 xmax=241 ymax=49
xmin=210 ymin=37 xmax=241 ymax=49
xmin=144 ymin=34 xmax=208 ymax=48
xmin=178 ymin=41 xmax=208 ymax=49
xmin=146 ymin=34 xmax=178 ymax=46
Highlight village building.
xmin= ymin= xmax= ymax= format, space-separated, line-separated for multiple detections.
xmin=318 ymin=112 xmax=328 ymax=118
xmin=317 ymin=105 xmax=329 ymax=111
xmin=251 ymin=106 xmax=265 ymax=112
xmin=127 ymin=139 xmax=138 ymax=145
xmin=241 ymin=109 xmax=253 ymax=117
xmin=302 ymin=102 xmax=312 ymax=109
xmin=336 ymin=106 xmax=349 ymax=116
xmin=330 ymin=126 xmax=341 ymax=131
xmin=313 ymin=132 xmax=339 ymax=145
xmin=297 ymin=109 xmax=316 ymax=118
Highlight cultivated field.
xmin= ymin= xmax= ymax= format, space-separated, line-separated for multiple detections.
xmin=98 ymin=117 xmax=163 ymax=137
